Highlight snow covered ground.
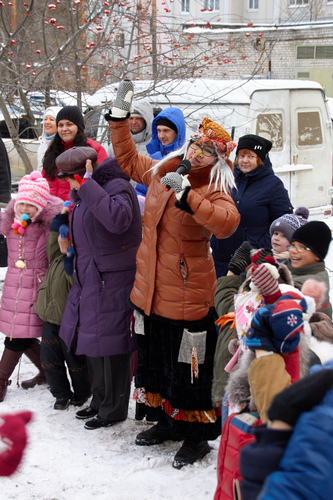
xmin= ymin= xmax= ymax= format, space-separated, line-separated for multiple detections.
xmin=0 ymin=268 xmax=219 ymax=500
xmin=1 ymin=220 xmax=333 ymax=499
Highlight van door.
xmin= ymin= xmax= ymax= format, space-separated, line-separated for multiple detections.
xmin=288 ymin=89 xmax=332 ymax=210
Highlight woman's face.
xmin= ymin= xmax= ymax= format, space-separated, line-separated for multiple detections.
xmin=237 ymin=149 xmax=261 ymax=173
xmin=44 ymin=115 xmax=57 ymax=136
xmin=57 ymin=119 xmax=78 ymax=143
xmin=186 ymin=141 xmax=217 ymax=169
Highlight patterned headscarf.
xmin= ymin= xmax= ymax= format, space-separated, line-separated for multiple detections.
xmin=191 ymin=118 xmax=237 ymax=158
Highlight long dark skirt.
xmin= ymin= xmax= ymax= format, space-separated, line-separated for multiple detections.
xmin=135 ymin=309 xmax=220 ymax=441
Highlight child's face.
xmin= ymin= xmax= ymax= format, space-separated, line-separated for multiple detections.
xmin=271 ymin=230 xmax=289 ymax=253
xmin=289 ymin=241 xmax=320 ymax=268
xmin=16 ymin=203 xmax=38 ymax=218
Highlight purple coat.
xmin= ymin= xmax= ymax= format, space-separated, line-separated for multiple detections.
xmin=0 ymin=196 xmax=63 ymax=339
xmin=59 ymin=159 xmax=142 ymax=358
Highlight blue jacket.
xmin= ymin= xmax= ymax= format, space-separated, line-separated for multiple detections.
xmin=146 ymin=107 xmax=186 ymax=160
xmin=211 ymin=157 xmax=293 ymax=277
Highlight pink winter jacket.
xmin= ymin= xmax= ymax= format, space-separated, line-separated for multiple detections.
xmin=0 ymin=196 xmax=63 ymax=339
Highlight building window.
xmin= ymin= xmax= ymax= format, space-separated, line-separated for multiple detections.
xmin=297 ymin=45 xmax=333 ymax=59
xmin=249 ymin=0 xmax=258 ymax=9
xmin=181 ymin=0 xmax=190 ymax=12
xmin=289 ymin=0 xmax=308 ymax=5
xmin=204 ymin=0 xmax=219 ymax=10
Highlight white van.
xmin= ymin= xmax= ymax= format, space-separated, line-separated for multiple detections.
xmin=86 ymin=78 xmax=333 ymax=217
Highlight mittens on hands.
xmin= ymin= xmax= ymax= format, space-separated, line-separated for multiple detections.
xmin=251 ymin=261 xmax=282 ymax=304
xmin=105 ymin=79 xmax=134 ymax=120
xmin=227 ymin=241 xmax=253 ymax=275
xmin=267 ymin=368 xmax=333 ymax=427
xmin=246 ymin=305 xmax=276 ymax=352
xmin=160 ymin=172 xmax=191 ymax=201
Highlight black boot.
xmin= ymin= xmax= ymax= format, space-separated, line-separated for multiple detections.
xmin=172 ymin=440 xmax=211 ymax=469
xmin=0 ymin=348 xmax=23 ymax=402
xmin=135 ymin=413 xmax=179 ymax=446
xmin=21 ymin=339 xmax=47 ymax=389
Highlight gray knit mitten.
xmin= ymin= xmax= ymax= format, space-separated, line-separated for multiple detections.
xmin=111 ymin=79 xmax=134 ymax=119
xmin=227 ymin=241 xmax=253 ymax=275
xmin=161 ymin=172 xmax=191 ymax=200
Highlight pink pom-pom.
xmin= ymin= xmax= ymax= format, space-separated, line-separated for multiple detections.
xmin=301 ymin=279 xmax=327 ymax=310
xmin=18 ymin=226 xmax=25 ymax=234
xmin=29 ymin=171 xmax=42 ymax=181
xmin=11 ymin=222 xmax=20 ymax=230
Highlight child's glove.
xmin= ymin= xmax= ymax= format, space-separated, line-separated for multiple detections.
xmin=251 ymin=261 xmax=282 ymax=304
xmin=246 ymin=305 xmax=276 ymax=352
xmin=105 ymin=79 xmax=134 ymax=121
xmin=267 ymin=368 xmax=333 ymax=427
xmin=250 ymin=248 xmax=274 ymax=266
xmin=227 ymin=241 xmax=253 ymax=275
xmin=0 ymin=411 xmax=33 ymax=476
xmin=59 ymin=224 xmax=69 ymax=239
xmin=160 ymin=172 xmax=191 ymax=201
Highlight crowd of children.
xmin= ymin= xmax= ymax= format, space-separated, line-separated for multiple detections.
xmin=0 ymin=85 xmax=333 ymax=487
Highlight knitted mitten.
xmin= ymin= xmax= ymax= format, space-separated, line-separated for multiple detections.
xmin=267 ymin=368 xmax=333 ymax=426
xmin=251 ymin=262 xmax=282 ymax=304
xmin=111 ymin=79 xmax=134 ymax=119
xmin=250 ymin=248 xmax=274 ymax=266
xmin=227 ymin=241 xmax=253 ymax=275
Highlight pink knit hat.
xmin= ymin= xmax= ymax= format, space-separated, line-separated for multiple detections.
xmin=14 ymin=171 xmax=50 ymax=216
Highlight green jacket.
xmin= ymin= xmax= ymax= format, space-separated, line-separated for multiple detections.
xmin=290 ymin=260 xmax=332 ymax=319
xmin=212 ymin=274 xmax=243 ymax=407
xmin=35 ymin=213 xmax=74 ymax=326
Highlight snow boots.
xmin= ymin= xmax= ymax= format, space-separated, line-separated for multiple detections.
xmin=21 ymin=339 xmax=47 ymax=389
xmin=0 ymin=348 xmax=23 ymax=402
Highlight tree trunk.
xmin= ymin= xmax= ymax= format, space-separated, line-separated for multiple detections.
xmin=0 ymin=94 xmax=33 ymax=174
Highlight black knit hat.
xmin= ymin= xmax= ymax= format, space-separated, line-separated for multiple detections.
xmin=236 ymin=134 xmax=272 ymax=163
xmin=56 ymin=106 xmax=85 ymax=131
xmin=156 ymin=117 xmax=178 ymax=134
xmin=291 ymin=221 xmax=332 ymax=260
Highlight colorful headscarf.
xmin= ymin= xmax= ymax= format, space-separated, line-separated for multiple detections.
xmin=191 ymin=118 xmax=237 ymax=158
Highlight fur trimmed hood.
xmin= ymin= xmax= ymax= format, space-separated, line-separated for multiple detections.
xmin=226 ymin=336 xmax=311 ymax=410
xmin=0 ymin=195 xmax=63 ymax=237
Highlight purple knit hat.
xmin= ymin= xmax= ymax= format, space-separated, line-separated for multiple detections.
xmin=270 ymin=207 xmax=309 ymax=243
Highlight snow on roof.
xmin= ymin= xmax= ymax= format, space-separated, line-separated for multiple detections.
xmin=86 ymin=78 xmax=324 ymax=108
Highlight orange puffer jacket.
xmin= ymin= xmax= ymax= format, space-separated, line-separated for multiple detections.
xmin=109 ymin=120 xmax=240 ymax=322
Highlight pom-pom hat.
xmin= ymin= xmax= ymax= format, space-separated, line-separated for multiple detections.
xmin=236 ymin=134 xmax=272 ymax=163
xmin=191 ymin=117 xmax=237 ymax=159
xmin=14 ymin=171 xmax=50 ymax=216
xmin=56 ymin=147 xmax=98 ymax=179
xmin=291 ymin=220 xmax=332 ymax=261
xmin=56 ymin=105 xmax=85 ymax=132
xmin=270 ymin=207 xmax=309 ymax=243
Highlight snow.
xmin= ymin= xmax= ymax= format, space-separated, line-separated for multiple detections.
xmin=0 ymin=268 xmax=219 ymax=500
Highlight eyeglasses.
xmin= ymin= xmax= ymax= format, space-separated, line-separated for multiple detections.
xmin=287 ymin=244 xmax=311 ymax=253
xmin=190 ymin=142 xmax=217 ymax=158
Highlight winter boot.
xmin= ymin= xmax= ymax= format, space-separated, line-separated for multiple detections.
xmin=135 ymin=413 xmax=179 ymax=446
xmin=172 ymin=439 xmax=211 ymax=469
xmin=21 ymin=339 xmax=47 ymax=390
xmin=0 ymin=348 xmax=23 ymax=402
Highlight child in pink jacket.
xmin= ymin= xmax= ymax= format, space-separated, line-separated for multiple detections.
xmin=0 ymin=171 xmax=62 ymax=401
